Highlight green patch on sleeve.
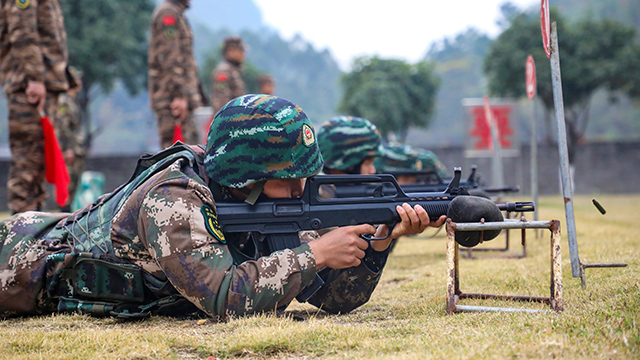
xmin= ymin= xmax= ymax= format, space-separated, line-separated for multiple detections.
xmin=201 ymin=204 xmax=226 ymax=244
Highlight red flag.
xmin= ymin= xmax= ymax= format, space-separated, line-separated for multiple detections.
xmin=40 ymin=114 xmax=70 ymax=207
xmin=173 ymin=123 xmax=184 ymax=143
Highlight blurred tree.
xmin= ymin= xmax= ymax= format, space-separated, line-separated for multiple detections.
xmin=60 ymin=0 xmax=155 ymax=145
xmin=339 ymin=57 xmax=440 ymax=142
xmin=484 ymin=9 xmax=640 ymax=163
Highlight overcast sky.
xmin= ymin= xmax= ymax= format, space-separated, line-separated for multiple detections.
xmin=253 ymin=0 xmax=538 ymax=69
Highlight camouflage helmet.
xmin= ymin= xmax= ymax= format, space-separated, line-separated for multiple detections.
xmin=415 ymin=148 xmax=449 ymax=178
xmin=317 ymin=116 xmax=382 ymax=172
xmin=204 ymin=95 xmax=324 ymax=188
xmin=374 ymin=143 xmax=422 ymax=173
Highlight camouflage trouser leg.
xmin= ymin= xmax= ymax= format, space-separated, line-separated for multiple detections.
xmin=66 ymin=153 xmax=86 ymax=207
xmin=154 ymin=107 xmax=200 ymax=149
xmin=7 ymin=92 xmax=59 ymax=214
xmin=0 ymin=212 xmax=71 ymax=317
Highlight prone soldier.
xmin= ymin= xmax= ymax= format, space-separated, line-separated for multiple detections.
xmin=415 ymin=147 xmax=449 ymax=180
xmin=148 ymin=0 xmax=202 ymax=149
xmin=0 ymin=95 xmax=444 ymax=319
xmin=374 ymin=143 xmax=424 ymax=184
xmin=317 ymin=116 xmax=382 ymax=176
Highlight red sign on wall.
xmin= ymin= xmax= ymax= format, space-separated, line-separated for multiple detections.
xmin=469 ymin=106 xmax=514 ymax=150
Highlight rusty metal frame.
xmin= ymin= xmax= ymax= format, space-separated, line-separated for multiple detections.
xmin=461 ymin=212 xmax=528 ymax=259
xmin=446 ymin=219 xmax=563 ymax=314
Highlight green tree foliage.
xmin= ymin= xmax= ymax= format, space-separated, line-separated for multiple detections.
xmin=483 ymin=8 xmax=640 ymax=161
xmin=554 ymin=0 xmax=640 ymax=36
xmin=59 ymin=0 xmax=155 ymax=143
xmin=339 ymin=57 xmax=440 ymax=142
xmin=61 ymin=0 xmax=154 ymax=96
xmin=406 ymin=28 xmax=491 ymax=146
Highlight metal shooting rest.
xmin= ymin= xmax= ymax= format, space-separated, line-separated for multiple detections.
xmin=446 ymin=218 xmax=563 ymax=314
xmin=460 ymin=210 xmax=529 ymax=260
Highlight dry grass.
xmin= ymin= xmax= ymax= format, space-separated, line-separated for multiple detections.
xmin=0 ymin=195 xmax=638 ymax=359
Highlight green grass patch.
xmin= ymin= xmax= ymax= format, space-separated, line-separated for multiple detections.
xmin=0 ymin=195 xmax=638 ymax=359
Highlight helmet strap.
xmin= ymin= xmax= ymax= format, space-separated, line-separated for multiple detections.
xmin=244 ymin=181 xmax=265 ymax=205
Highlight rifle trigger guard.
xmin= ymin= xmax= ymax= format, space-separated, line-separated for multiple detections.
xmin=359 ymin=222 xmax=396 ymax=242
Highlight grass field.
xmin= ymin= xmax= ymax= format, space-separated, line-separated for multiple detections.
xmin=0 ymin=195 xmax=638 ymax=359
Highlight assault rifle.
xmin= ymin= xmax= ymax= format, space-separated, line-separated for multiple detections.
xmin=215 ymin=168 xmax=533 ymax=302
xmin=364 ymin=166 xmax=520 ymax=196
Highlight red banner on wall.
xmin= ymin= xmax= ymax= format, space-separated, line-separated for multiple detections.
xmin=469 ymin=106 xmax=514 ymax=150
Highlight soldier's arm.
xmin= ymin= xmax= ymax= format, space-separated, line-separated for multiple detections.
xmin=306 ymin=244 xmax=391 ymax=313
xmin=7 ymin=0 xmax=45 ymax=84
xmin=298 ymin=229 xmax=391 ymax=313
xmin=150 ymin=9 xmax=192 ymax=103
xmin=139 ymin=177 xmax=317 ymax=318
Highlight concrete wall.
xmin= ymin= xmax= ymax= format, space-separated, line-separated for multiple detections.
xmin=0 ymin=140 xmax=638 ymax=212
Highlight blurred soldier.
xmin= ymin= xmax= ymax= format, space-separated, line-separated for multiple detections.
xmin=415 ymin=147 xmax=448 ymax=180
xmin=55 ymin=67 xmax=86 ymax=212
xmin=0 ymin=95 xmax=441 ymax=319
xmin=148 ymin=0 xmax=202 ymax=149
xmin=257 ymin=74 xmax=275 ymax=95
xmin=374 ymin=143 xmax=423 ymax=185
xmin=211 ymin=36 xmax=246 ymax=113
xmin=0 ymin=0 xmax=71 ymax=214
xmin=317 ymin=116 xmax=382 ymax=176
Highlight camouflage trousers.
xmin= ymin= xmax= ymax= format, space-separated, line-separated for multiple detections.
xmin=0 ymin=212 xmax=70 ymax=317
xmin=153 ymin=107 xmax=200 ymax=149
xmin=7 ymin=91 xmax=60 ymax=214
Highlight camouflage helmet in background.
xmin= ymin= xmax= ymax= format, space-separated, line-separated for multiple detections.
xmin=415 ymin=148 xmax=449 ymax=178
xmin=374 ymin=143 xmax=422 ymax=173
xmin=317 ymin=116 xmax=382 ymax=172
xmin=204 ymin=94 xmax=324 ymax=188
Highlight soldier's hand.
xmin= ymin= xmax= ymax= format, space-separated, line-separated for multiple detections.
xmin=308 ymin=224 xmax=375 ymax=270
xmin=26 ymin=81 xmax=46 ymax=112
xmin=370 ymin=203 xmax=446 ymax=252
xmin=171 ymin=97 xmax=188 ymax=122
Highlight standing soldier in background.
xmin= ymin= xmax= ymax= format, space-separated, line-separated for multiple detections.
xmin=211 ymin=36 xmax=246 ymax=113
xmin=148 ymin=0 xmax=202 ymax=149
xmin=257 ymin=74 xmax=275 ymax=95
xmin=55 ymin=67 xmax=85 ymax=212
xmin=0 ymin=0 xmax=71 ymax=214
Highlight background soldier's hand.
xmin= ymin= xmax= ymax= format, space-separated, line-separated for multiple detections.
xmin=370 ymin=203 xmax=446 ymax=252
xmin=26 ymin=81 xmax=46 ymax=112
xmin=309 ymin=224 xmax=375 ymax=269
xmin=170 ymin=97 xmax=188 ymax=122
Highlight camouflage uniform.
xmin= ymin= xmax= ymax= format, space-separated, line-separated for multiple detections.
xmin=0 ymin=0 xmax=69 ymax=214
xmin=148 ymin=0 xmax=202 ymax=149
xmin=211 ymin=57 xmax=245 ymax=113
xmin=0 ymin=95 xmax=391 ymax=319
xmin=317 ymin=116 xmax=382 ymax=174
xmin=56 ymin=91 xmax=86 ymax=209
